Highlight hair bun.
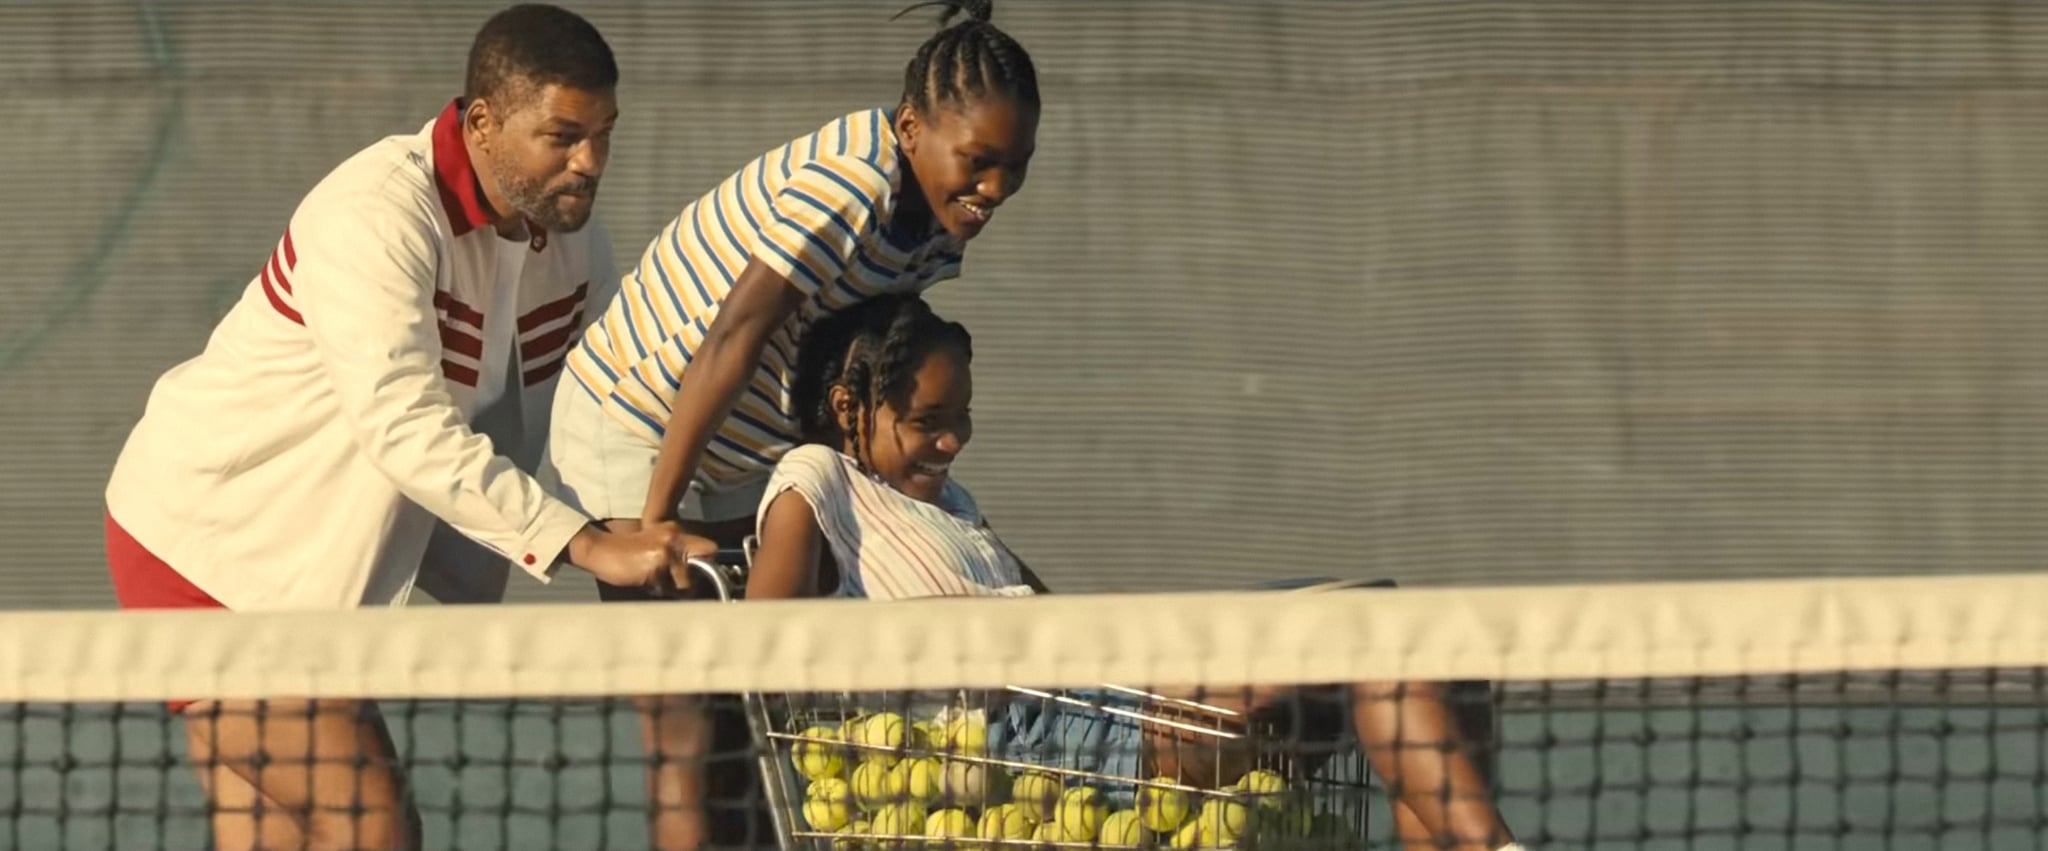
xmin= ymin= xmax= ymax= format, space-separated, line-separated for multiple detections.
xmin=893 ymin=0 xmax=995 ymax=27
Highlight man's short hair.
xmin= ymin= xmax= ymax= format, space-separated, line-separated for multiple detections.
xmin=464 ymin=4 xmax=618 ymax=110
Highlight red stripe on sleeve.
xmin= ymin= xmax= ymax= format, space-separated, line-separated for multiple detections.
xmin=260 ymin=265 xmax=303 ymax=325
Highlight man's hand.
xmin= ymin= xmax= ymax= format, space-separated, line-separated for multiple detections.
xmin=659 ymin=532 xmax=721 ymax=596
xmin=565 ymin=522 xmax=709 ymax=593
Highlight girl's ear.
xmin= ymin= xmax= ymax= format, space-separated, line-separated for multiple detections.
xmin=828 ymin=384 xmax=858 ymax=434
xmin=895 ymin=104 xmax=922 ymax=156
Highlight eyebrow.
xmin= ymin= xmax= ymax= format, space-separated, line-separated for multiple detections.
xmin=542 ymin=112 xmax=619 ymax=131
xmin=963 ymin=142 xmax=1031 ymax=162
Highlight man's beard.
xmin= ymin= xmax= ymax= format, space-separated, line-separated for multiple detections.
xmin=495 ymin=161 xmax=598 ymax=234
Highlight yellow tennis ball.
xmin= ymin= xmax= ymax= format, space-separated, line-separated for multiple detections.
xmin=1010 ymin=772 xmax=1061 ymax=823
xmin=1235 ymin=770 xmax=1288 ymax=807
xmin=939 ymin=760 xmax=992 ymax=807
xmin=1054 ymin=787 xmax=1107 ymax=842
xmin=1195 ymin=799 xmax=1246 ymax=846
xmin=1137 ymin=779 xmax=1191 ymax=833
xmin=853 ymin=759 xmax=906 ymax=810
xmin=900 ymin=757 xmax=946 ymax=806
xmin=1169 ymin=819 xmax=1201 ymax=850
xmin=1030 ymin=820 xmax=1062 ymax=847
xmin=926 ymin=807 xmax=975 ymax=847
xmin=810 ymin=777 xmax=855 ymax=807
xmin=860 ymin=711 xmax=909 ymax=752
xmin=978 ymin=803 xmax=1036 ymax=847
xmin=805 ymin=796 xmax=854 ymax=832
xmin=871 ymin=802 xmax=929 ymax=849
xmin=1099 ymin=810 xmax=1146 ymax=847
xmin=794 ymin=725 xmax=849 ymax=780
xmin=945 ymin=716 xmax=989 ymax=757
xmin=851 ymin=711 xmax=909 ymax=769
xmin=834 ymin=820 xmax=876 ymax=851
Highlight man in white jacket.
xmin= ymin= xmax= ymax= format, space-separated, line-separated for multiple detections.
xmin=101 ymin=5 xmax=694 ymax=848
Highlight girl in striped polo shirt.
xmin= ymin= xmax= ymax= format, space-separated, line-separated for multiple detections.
xmin=745 ymin=295 xmax=1523 ymax=851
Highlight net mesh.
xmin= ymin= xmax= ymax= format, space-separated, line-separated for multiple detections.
xmin=10 ymin=1 xmax=2048 ymax=606
xmin=10 ymin=574 xmax=2048 ymax=849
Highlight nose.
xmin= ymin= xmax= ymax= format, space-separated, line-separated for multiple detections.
xmin=935 ymin=429 xmax=967 ymax=456
xmin=572 ymin=135 xmax=609 ymax=180
xmin=979 ymin=167 xmax=1023 ymax=205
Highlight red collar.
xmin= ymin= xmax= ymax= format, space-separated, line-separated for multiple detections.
xmin=430 ymin=99 xmax=495 ymax=236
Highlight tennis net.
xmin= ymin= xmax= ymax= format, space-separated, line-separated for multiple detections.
xmin=9 ymin=572 xmax=2048 ymax=850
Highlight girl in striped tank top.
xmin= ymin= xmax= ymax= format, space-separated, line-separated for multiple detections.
xmin=746 ymin=296 xmax=1523 ymax=851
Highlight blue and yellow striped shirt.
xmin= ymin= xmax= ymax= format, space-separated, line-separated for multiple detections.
xmin=564 ymin=108 xmax=965 ymax=486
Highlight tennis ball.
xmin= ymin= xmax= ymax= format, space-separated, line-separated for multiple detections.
xmin=795 ymin=726 xmax=849 ymax=780
xmin=810 ymin=777 xmax=855 ymax=808
xmin=939 ymin=760 xmax=992 ymax=807
xmin=1235 ymin=770 xmax=1288 ymax=807
xmin=1054 ymin=787 xmax=1107 ymax=842
xmin=1030 ymin=820 xmax=1061 ymax=847
xmin=853 ymin=759 xmax=906 ymax=810
xmin=926 ymin=807 xmax=976 ymax=847
xmin=1137 ymin=779 xmax=1191 ymax=833
xmin=805 ymin=796 xmax=854 ymax=832
xmin=859 ymin=713 xmax=910 ymax=757
xmin=1169 ymin=819 xmax=1202 ymax=850
xmin=978 ymin=803 xmax=1036 ymax=847
xmin=1194 ymin=799 xmax=1247 ymax=846
xmin=871 ymin=802 xmax=929 ymax=849
xmin=901 ymin=757 xmax=946 ymax=806
xmin=1010 ymin=772 xmax=1061 ymax=823
xmin=1099 ymin=810 xmax=1146 ymax=847
xmin=834 ymin=820 xmax=876 ymax=851
xmin=945 ymin=716 xmax=989 ymax=757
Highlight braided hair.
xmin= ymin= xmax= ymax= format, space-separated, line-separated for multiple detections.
xmin=894 ymin=0 xmax=1041 ymax=118
xmin=792 ymin=295 xmax=974 ymax=470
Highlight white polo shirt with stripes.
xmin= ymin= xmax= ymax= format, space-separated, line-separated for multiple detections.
xmin=758 ymin=444 xmax=1031 ymax=600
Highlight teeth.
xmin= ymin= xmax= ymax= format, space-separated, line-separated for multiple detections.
xmin=958 ymin=201 xmax=991 ymax=221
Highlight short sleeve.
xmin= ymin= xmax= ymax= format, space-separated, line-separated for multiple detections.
xmin=755 ymin=444 xmax=857 ymax=542
xmin=756 ymin=157 xmax=890 ymax=297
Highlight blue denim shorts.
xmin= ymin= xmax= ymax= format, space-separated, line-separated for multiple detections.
xmin=986 ymin=577 xmax=1416 ymax=805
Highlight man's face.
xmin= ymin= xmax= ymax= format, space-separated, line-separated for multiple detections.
xmin=471 ymin=82 xmax=617 ymax=233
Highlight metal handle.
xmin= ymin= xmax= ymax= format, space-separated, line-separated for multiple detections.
xmin=684 ymin=556 xmax=746 ymax=602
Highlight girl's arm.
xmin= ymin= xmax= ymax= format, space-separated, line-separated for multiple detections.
xmin=639 ymin=261 xmax=806 ymax=527
xmin=745 ymin=488 xmax=826 ymax=600
xmin=642 ymin=156 xmax=892 ymax=528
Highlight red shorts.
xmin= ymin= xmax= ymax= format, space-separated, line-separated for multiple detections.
xmin=105 ymin=511 xmax=223 ymax=714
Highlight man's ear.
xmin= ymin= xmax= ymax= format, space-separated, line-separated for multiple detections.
xmin=465 ymin=97 xmax=498 ymax=150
